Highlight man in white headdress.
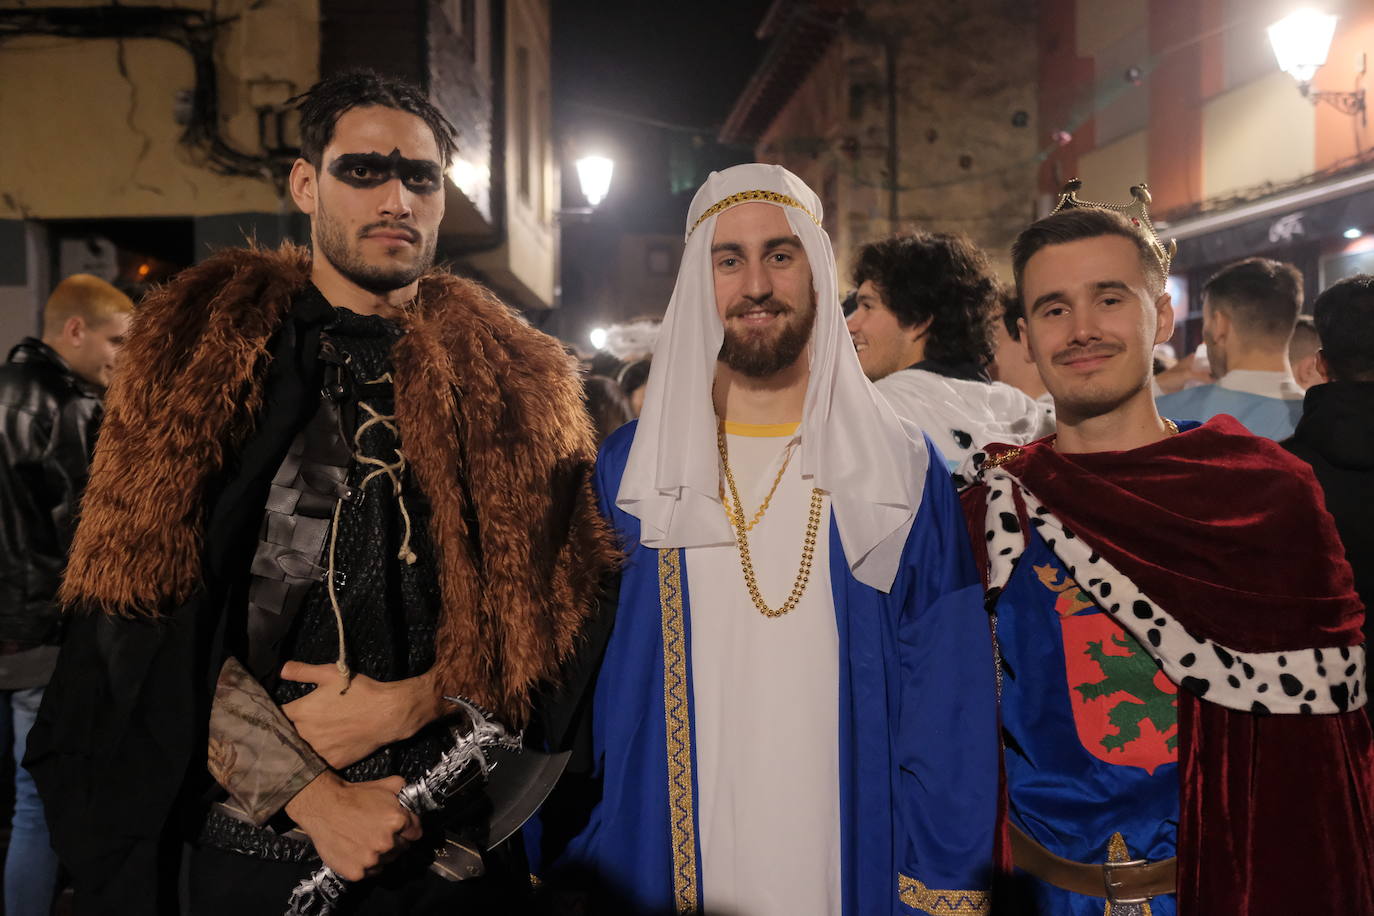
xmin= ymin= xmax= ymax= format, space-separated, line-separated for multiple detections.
xmin=544 ymin=165 xmax=997 ymax=916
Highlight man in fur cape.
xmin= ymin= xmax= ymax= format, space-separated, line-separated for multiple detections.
xmin=26 ymin=70 xmax=617 ymax=915
xmin=959 ymin=192 xmax=1374 ymax=914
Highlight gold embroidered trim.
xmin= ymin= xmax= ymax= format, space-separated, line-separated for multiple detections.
xmin=898 ymin=874 xmax=991 ymax=915
xmin=983 ymin=447 xmax=1027 ymax=469
xmin=660 ymin=548 xmax=700 ymax=914
xmin=688 ymin=189 xmax=821 ymax=235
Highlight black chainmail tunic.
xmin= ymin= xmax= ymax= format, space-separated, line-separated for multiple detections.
xmin=269 ymin=306 xmax=450 ymax=784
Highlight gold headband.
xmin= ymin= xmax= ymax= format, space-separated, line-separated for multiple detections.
xmin=1050 ymin=180 xmax=1177 ymax=274
xmin=689 ymin=189 xmax=821 ymax=236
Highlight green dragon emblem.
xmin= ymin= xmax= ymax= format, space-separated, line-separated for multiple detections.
xmin=1074 ymin=631 xmax=1178 ymax=753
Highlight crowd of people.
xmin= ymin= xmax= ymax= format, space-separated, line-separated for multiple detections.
xmin=2 ymin=68 xmax=1372 ymax=916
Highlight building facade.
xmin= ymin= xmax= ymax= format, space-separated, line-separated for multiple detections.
xmin=1036 ymin=0 xmax=1374 ymax=349
xmin=0 ymin=0 xmax=558 ymax=354
xmin=721 ymin=0 xmax=1373 ymax=336
xmin=720 ymin=0 xmax=1041 ymax=285
xmin=561 ymin=228 xmax=681 ymax=347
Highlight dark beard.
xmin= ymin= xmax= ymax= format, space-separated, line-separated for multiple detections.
xmin=717 ymin=297 xmax=816 ymax=378
xmin=315 ymin=204 xmax=435 ymax=294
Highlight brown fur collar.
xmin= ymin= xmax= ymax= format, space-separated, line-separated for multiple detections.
xmin=62 ymin=244 xmax=618 ymax=722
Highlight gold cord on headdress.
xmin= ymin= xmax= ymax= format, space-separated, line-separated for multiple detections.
xmin=689 ymin=190 xmax=820 ymax=237
xmin=1050 ymin=179 xmax=1178 ymax=275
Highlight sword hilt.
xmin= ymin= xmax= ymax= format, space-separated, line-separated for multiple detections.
xmin=285 ymin=865 xmax=349 ymax=916
xmin=282 ymin=695 xmax=520 ymax=915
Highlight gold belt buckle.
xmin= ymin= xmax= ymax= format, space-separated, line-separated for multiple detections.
xmin=1102 ymin=858 xmax=1150 ymax=904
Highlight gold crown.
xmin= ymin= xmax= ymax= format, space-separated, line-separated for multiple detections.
xmin=1050 ymin=179 xmax=1177 ymax=275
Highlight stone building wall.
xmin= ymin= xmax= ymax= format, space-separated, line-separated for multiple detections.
xmin=755 ymin=0 xmax=1041 ymax=282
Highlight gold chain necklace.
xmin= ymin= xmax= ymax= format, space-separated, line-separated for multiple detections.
xmin=716 ymin=425 xmax=797 ymax=531
xmin=717 ymin=423 xmax=824 ymax=618
xmin=994 ymin=417 xmax=1181 ymax=467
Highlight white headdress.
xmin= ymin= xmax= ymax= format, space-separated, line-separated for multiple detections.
xmin=616 ymin=163 xmax=928 ymax=592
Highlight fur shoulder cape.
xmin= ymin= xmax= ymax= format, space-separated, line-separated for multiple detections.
xmin=61 ymin=244 xmax=618 ymax=721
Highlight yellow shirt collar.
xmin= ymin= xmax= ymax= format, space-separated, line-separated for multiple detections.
xmin=721 ymin=420 xmax=801 ymax=438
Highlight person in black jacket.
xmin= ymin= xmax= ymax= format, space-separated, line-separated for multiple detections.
xmin=1284 ymin=273 xmax=1374 ymax=718
xmin=0 ymin=273 xmax=132 ymax=916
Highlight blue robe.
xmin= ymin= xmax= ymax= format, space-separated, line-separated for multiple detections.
xmin=1154 ymin=385 xmax=1301 ymax=440
xmin=550 ymin=422 xmax=998 ymax=915
xmin=997 ymin=533 xmax=1178 ymax=915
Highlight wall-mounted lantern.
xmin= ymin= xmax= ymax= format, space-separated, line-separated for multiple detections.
xmin=1268 ymin=8 xmax=1366 ymax=124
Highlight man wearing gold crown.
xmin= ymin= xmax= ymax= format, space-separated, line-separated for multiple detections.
xmin=541 ymin=164 xmax=998 ymax=915
xmin=959 ymin=187 xmax=1374 ymax=914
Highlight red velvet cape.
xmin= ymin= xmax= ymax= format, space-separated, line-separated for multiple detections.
xmin=967 ymin=415 xmax=1374 ymax=913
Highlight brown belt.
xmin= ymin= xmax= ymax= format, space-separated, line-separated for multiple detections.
xmin=1010 ymin=824 xmax=1176 ymax=903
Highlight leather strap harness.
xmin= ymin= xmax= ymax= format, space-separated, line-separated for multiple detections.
xmin=243 ymin=338 xmax=357 ymax=679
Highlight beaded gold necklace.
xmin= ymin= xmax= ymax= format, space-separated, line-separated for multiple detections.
xmin=716 ymin=422 xmax=824 ymax=618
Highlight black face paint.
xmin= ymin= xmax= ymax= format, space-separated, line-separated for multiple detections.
xmin=327 ymin=148 xmax=443 ymax=195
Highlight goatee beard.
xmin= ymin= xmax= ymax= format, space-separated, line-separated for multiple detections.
xmin=315 ymin=207 xmax=435 ymax=294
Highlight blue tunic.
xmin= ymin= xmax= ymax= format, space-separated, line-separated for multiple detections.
xmin=549 ymin=422 xmax=999 ymax=915
xmin=997 ymin=528 xmax=1179 ymax=915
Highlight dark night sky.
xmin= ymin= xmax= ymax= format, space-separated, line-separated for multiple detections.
xmin=553 ymin=0 xmax=773 ymax=128
xmin=551 ymin=0 xmax=773 ymax=232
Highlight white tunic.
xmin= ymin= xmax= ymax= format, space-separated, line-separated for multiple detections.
xmin=686 ymin=421 xmax=840 ymax=916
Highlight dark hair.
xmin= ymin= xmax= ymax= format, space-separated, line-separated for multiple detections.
xmin=617 ymin=357 xmax=652 ymax=397
xmin=293 ymin=69 xmax=457 ymax=168
xmin=1011 ymin=208 xmax=1167 ymax=301
xmin=1202 ymin=257 xmax=1302 ymax=341
xmin=851 ymin=231 xmax=998 ymax=368
xmin=997 ymin=284 xmax=1023 ymax=341
xmin=1312 ymin=273 xmax=1374 ymax=381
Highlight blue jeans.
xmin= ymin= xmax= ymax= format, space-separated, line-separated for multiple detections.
xmin=3 ymin=686 xmax=58 ymax=916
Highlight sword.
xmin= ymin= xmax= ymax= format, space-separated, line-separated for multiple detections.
xmin=284 ymin=696 xmax=527 ymax=916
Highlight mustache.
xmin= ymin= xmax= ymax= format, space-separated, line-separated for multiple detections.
xmin=358 ymin=221 xmax=421 ymax=243
xmin=724 ymin=297 xmax=794 ymax=319
xmin=1053 ymin=342 xmax=1125 ymax=366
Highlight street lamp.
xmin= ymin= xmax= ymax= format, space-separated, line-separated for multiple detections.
xmin=575 ymin=156 xmax=615 ymax=208
xmin=1267 ymin=8 xmax=1366 ymax=124
xmin=1267 ymin=9 xmax=1337 ymax=86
